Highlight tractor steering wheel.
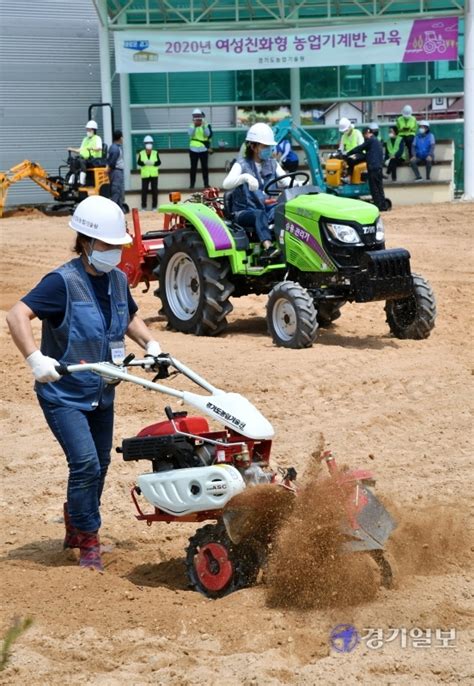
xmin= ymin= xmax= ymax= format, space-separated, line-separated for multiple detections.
xmin=263 ymin=171 xmax=311 ymax=197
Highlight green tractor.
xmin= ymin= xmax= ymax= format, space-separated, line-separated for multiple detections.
xmin=152 ymin=174 xmax=436 ymax=348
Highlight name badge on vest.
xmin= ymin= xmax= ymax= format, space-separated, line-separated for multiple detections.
xmin=110 ymin=340 xmax=126 ymax=365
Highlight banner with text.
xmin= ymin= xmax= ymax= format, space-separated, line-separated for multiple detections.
xmin=114 ymin=17 xmax=458 ymax=74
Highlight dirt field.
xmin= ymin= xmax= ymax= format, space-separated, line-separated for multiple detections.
xmin=0 ymin=201 xmax=473 ymax=685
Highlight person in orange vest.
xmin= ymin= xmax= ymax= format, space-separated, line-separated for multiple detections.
xmin=137 ymin=135 xmax=161 ymax=211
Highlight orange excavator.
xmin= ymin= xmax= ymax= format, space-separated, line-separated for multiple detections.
xmin=0 ymin=102 xmax=118 ymax=218
xmin=0 ymin=158 xmax=110 ymax=218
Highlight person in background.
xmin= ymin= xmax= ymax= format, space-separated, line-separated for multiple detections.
xmin=337 ymin=117 xmax=364 ymax=179
xmin=384 ymin=125 xmax=405 ymax=182
xmin=410 ymin=120 xmax=436 ymax=182
xmin=346 ymin=123 xmax=388 ymax=211
xmin=6 ymin=196 xmax=162 ymax=573
xmin=396 ymin=105 xmax=418 ymax=157
xmin=68 ymin=120 xmax=103 ymax=187
xmin=137 ymin=135 xmax=161 ymax=211
xmin=188 ymin=108 xmax=211 ymax=189
xmin=106 ymin=130 xmax=125 ymax=211
xmin=275 ymin=136 xmax=299 ymax=173
xmin=222 ymin=123 xmax=297 ymax=261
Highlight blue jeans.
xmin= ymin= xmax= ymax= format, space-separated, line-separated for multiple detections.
xmin=38 ymin=396 xmax=114 ymax=532
xmin=235 ymin=208 xmax=274 ymax=243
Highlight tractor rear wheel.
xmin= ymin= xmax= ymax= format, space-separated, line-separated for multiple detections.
xmin=266 ymin=281 xmax=319 ymax=348
xmin=185 ymin=523 xmax=260 ymax=598
xmin=156 ymin=230 xmax=234 ymax=336
xmin=385 ymin=273 xmax=436 ymax=340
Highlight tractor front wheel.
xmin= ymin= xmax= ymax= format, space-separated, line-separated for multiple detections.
xmin=385 ymin=273 xmax=436 ymax=340
xmin=156 ymin=230 xmax=234 ymax=336
xmin=266 ymin=281 xmax=319 ymax=348
xmin=185 ymin=523 xmax=260 ymax=598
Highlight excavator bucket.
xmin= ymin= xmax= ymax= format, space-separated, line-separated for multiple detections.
xmin=0 ymin=172 xmax=8 ymax=217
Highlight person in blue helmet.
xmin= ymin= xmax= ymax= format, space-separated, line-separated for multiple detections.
xmin=6 ymin=196 xmax=162 ymax=573
xmin=410 ymin=120 xmax=436 ymax=181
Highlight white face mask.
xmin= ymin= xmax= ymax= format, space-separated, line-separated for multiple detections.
xmin=86 ymin=130 xmax=94 ymax=138
xmin=419 ymin=127 xmax=427 ymax=134
xmin=88 ymin=246 xmax=122 ymax=273
xmin=145 ymin=143 xmax=153 ymax=150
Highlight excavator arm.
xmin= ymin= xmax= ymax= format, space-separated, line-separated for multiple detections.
xmin=0 ymin=160 xmax=64 ymax=217
xmin=272 ymin=117 xmax=327 ymax=190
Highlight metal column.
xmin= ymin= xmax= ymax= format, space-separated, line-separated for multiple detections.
xmin=290 ymin=68 xmax=301 ymax=126
xmin=120 ymin=72 xmax=132 ymax=190
xmin=464 ymin=1 xmax=473 ymax=199
xmin=96 ymin=0 xmax=113 ymax=146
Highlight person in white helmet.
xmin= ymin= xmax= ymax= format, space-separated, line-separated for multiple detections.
xmin=396 ymin=105 xmax=418 ymax=156
xmin=337 ymin=118 xmax=364 ymax=179
xmin=6 ymin=196 xmax=162 ymax=573
xmin=222 ymin=122 xmax=295 ymax=260
xmin=67 ymin=120 xmax=104 ymax=186
xmin=137 ymin=135 xmax=161 ymax=210
xmin=188 ymin=109 xmax=211 ymax=189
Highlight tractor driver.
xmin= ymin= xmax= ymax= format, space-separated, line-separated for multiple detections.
xmin=67 ymin=120 xmax=104 ymax=187
xmin=337 ymin=117 xmax=364 ymax=180
xmin=222 ymin=123 xmax=296 ymax=261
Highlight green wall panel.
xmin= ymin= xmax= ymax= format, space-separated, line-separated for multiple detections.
xmin=130 ymin=73 xmax=167 ymax=104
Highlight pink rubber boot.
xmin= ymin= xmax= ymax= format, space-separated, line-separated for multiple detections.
xmin=77 ymin=531 xmax=104 ymax=572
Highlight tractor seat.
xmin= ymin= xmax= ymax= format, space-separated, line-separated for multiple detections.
xmin=223 ymin=190 xmax=258 ymax=249
xmin=222 ymin=190 xmax=234 ymax=220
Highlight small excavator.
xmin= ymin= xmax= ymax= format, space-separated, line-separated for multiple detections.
xmin=0 ymin=103 xmax=114 ymax=218
xmin=273 ymin=117 xmax=390 ymax=208
xmin=0 ymin=158 xmax=110 ymax=217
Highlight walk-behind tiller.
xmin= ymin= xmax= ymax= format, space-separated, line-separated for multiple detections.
xmin=60 ymin=354 xmax=396 ymax=598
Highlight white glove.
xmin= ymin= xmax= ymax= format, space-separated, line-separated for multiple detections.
xmin=145 ymin=340 xmax=162 ymax=357
xmin=240 ymin=173 xmax=259 ymax=192
xmin=26 ymin=350 xmax=61 ymax=383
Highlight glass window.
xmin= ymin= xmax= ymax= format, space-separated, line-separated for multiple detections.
xmin=340 ymin=65 xmax=381 ymax=98
xmin=236 ymin=70 xmax=252 ymax=101
xmin=253 ymin=69 xmax=290 ymax=101
xmin=382 ymin=62 xmax=427 ymax=95
xmin=301 ymin=66 xmax=338 ymax=99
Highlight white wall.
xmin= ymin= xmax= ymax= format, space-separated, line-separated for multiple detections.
xmin=324 ymin=103 xmax=363 ymax=127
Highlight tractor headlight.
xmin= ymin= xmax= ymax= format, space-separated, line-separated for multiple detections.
xmin=326 ymin=222 xmax=362 ymax=245
xmin=375 ymin=217 xmax=385 ymax=242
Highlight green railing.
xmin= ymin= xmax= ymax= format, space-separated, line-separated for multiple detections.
xmin=131 ymin=120 xmax=464 ymax=191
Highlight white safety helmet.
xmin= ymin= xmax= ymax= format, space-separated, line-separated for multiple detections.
xmin=419 ymin=120 xmax=430 ymax=128
xmin=143 ymin=135 xmax=154 ymax=143
xmin=245 ymin=123 xmax=276 ymax=146
xmin=368 ymin=121 xmax=379 ymax=131
xmin=85 ymin=120 xmax=98 ymax=130
xmin=338 ymin=117 xmax=352 ymax=133
xmin=69 ymin=196 xmax=130 ymax=245
xmin=402 ymin=105 xmax=413 ymax=117
xmin=192 ymin=108 xmax=203 ymax=117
